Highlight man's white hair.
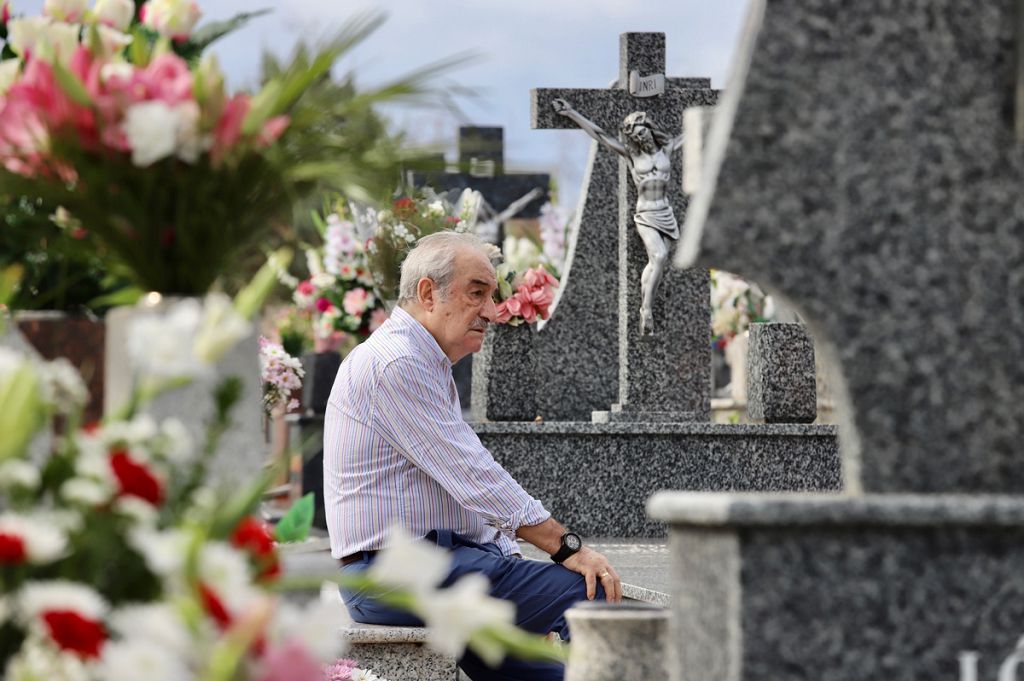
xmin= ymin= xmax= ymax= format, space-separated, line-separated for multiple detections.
xmin=398 ymin=232 xmax=497 ymax=305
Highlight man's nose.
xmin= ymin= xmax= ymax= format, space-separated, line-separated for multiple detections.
xmin=481 ymin=295 xmax=497 ymax=322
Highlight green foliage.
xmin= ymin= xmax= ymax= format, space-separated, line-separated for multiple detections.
xmin=273 ymin=492 xmax=314 ymax=543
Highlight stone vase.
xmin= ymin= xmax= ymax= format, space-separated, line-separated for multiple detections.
xmin=724 ymin=330 xmax=749 ymax=403
xmin=104 ymin=298 xmax=266 ymax=485
xmin=564 ymin=602 xmax=671 ymax=681
xmin=471 ymin=323 xmax=537 ymax=421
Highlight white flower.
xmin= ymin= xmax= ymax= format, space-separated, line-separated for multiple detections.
xmin=93 ymin=0 xmax=135 ymax=31
xmin=392 ymin=223 xmax=409 ymax=240
xmin=270 ymin=599 xmax=348 ymax=661
xmin=174 ymin=100 xmax=210 ymax=163
xmin=100 ymin=61 xmax=134 ymax=83
xmin=140 ymin=0 xmax=201 ymax=39
xmin=113 ymin=496 xmax=159 ymax=524
xmin=426 ymin=200 xmax=445 ymax=218
xmin=128 ymin=528 xmax=188 ymax=577
xmin=0 ymin=460 xmax=41 ymax=490
xmin=107 ymin=603 xmax=192 ymax=658
xmin=0 ymin=60 xmax=21 ymax=97
xmin=6 ymin=17 xmax=50 ymax=58
xmin=369 ymin=525 xmax=450 ymax=595
xmin=18 ymin=581 xmax=107 ymax=621
xmin=60 ymin=477 xmax=113 ymax=506
xmin=158 ymin=418 xmax=193 ymax=465
xmin=377 ymin=209 xmax=392 ymax=223
xmin=4 ymin=634 xmax=91 ymax=681
xmin=43 ymin=0 xmax=88 ymax=22
xmin=37 ymin=357 xmax=88 ymax=413
xmin=124 ymin=101 xmax=179 ymax=167
xmin=419 ymin=573 xmax=515 ymax=662
xmin=197 ymin=541 xmax=257 ymax=614
xmin=351 ymin=670 xmax=381 ymax=681
xmin=192 ymin=292 xmax=251 ymax=364
xmin=128 ymin=298 xmax=204 ymax=379
xmin=94 ymin=24 xmax=133 ymax=58
xmin=306 ymin=249 xmax=325 ymax=277
xmin=97 ymin=639 xmax=191 ymax=681
xmin=0 ymin=514 xmax=68 ymax=563
xmin=41 ymin=21 xmax=82 ymax=64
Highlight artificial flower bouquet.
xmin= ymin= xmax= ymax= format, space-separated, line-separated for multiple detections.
xmin=492 ymin=264 xmax=559 ymax=326
xmin=286 ymin=202 xmax=388 ymax=353
xmin=710 ymin=268 xmax=775 ymax=349
xmin=364 ymin=190 xmax=477 ymax=302
xmin=0 ymin=0 xmax=386 ymax=294
xmin=258 ymin=336 xmax=303 ymax=415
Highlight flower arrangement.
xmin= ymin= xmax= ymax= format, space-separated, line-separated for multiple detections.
xmin=364 ymin=191 xmax=476 ymax=302
xmin=710 ymin=269 xmax=775 ymax=349
xmin=287 ymin=204 xmax=389 ymax=353
xmin=0 ymin=2 xmax=422 ymax=295
xmin=493 ymin=264 xmax=559 ymax=326
xmin=258 ymin=336 xmax=303 ymax=414
xmin=323 ymin=659 xmax=389 ymax=681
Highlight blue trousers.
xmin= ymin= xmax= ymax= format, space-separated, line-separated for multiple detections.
xmin=339 ymin=530 xmax=604 ymax=681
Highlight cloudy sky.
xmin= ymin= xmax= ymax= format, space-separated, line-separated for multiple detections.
xmin=201 ymin=0 xmax=750 ymax=208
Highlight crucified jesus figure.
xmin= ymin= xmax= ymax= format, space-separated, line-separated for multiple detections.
xmin=474 ymin=187 xmax=544 ymax=245
xmin=553 ymin=98 xmax=683 ymax=335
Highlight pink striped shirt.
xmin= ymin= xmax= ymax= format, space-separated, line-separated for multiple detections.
xmin=323 ymin=306 xmax=549 ymax=558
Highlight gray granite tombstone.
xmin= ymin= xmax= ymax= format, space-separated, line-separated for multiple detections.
xmin=531 ymin=33 xmax=718 ymax=423
xmin=649 ymin=1 xmax=1024 ymax=679
xmin=409 ymin=126 xmax=550 ymax=416
xmin=746 ymin=322 xmax=816 ymax=424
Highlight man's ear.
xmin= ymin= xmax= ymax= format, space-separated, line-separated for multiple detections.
xmin=416 ymin=277 xmax=435 ymax=311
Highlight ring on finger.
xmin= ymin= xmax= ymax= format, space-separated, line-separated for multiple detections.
xmin=598 ymin=571 xmax=610 ymax=579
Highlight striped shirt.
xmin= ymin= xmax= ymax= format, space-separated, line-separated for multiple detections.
xmin=323 ymin=306 xmax=550 ymax=558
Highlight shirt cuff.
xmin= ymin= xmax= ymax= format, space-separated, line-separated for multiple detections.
xmin=495 ymin=497 xmax=550 ymax=535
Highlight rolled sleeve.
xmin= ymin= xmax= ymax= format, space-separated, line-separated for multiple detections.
xmin=375 ymin=357 xmax=550 ymax=533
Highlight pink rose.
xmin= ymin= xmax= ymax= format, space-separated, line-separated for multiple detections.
xmin=296 ymin=280 xmax=314 ymax=295
xmin=343 ymin=288 xmax=370 ymax=316
xmin=132 ymin=53 xmax=194 ymax=106
xmin=211 ymin=94 xmax=250 ymax=165
xmin=315 ymin=297 xmax=333 ymax=313
xmin=369 ymin=308 xmax=389 ymax=333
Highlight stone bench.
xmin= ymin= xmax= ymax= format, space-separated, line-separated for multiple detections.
xmin=281 ymin=536 xmax=669 ymax=679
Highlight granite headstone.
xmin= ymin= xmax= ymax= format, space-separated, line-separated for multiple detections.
xmin=746 ymin=322 xmax=816 ymax=424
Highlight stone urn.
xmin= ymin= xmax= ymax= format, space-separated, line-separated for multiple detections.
xmin=471 ymin=323 xmax=536 ymax=421
xmin=564 ymin=602 xmax=671 ymax=681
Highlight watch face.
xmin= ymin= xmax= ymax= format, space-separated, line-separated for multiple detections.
xmin=565 ymin=534 xmax=582 ymax=551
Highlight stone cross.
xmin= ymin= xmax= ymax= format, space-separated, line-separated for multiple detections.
xmin=532 ymin=33 xmax=718 ymax=422
xmin=408 ymin=126 xmax=550 ymax=245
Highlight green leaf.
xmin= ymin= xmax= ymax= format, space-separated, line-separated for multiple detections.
xmin=209 ymin=469 xmax=276 ymax=539
xmin=86 ymin=286 xmax=144 ymax=309
xmin=0 ymin=264 xmax=24 ymax=306
xmin=234 ymin=248 xmax=292 ymax=319
xmin=186 ymin=9 xmax=272 ymax=53
xmin=51 ymin=60 xmax=92 ymax=107
xmin=0 ymin=364 xmax=44 ymax=462
xmin=273 ymin=492 xmax=314 ymax=543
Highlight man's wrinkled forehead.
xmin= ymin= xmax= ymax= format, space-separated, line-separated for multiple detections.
xmin=456 ymin=249 xmax=498 ymax=289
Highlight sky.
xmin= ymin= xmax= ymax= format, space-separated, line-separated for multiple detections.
xmin=13 ymin=0 xmax=750 ymax=209
xmin=199 ymin=0 xmax=750 ymax=210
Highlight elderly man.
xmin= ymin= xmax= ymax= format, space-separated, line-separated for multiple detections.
xmin=324 ymin=231 xmax=621 ymax=681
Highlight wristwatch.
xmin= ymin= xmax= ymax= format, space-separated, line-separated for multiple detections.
xmin=550 ymin=531 xmax=583 ymax=563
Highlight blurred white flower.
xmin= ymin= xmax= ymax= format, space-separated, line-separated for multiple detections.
xmin=0 ymin=460 xmax=40 ymax=491
xmin=270 ymin=599 xmax=348 ymax=661
xmin=94 ymin=0 xmax=135 ymax=31
xmin=94 ymin=24 xmax=133 ymax=58
xmin=37 ymin=357 xmax=88 ymax=413
xmin=158 ymin=418 xmax=193 ymax=465
xmin=192 ymin=293 xmax=251 ymax=364
xmin=18 ymin=580 xmax=107 ymax=621
xmin=419 ymin=573 xmax=515 ymax=663
xmin=140 ymin=0 xmax=201 ymax=39
xmin=128 ymin=297 xmax=205 ymax=379
xmin=351 ymin=670 xmax=382 ymax=681
xmin=4 ymin=633 xmax=91 ymax=681
xmin=369 ymin=524 xmax=450 ymax=595
xmin=43 ymin=0 xmax=87 ymax=22
xmin=60 ymin=477 xmax=113 ymax=506
xmin=124 ymin=101 xmax=179 ymax=167
xmin=6 ymin=17 xmax=49 ymax=58
xmin=107 ymin=603 xmax=193 ymax=658
xmin=0 ymin=60 xmax=21 ymax=96
xmin=128 ymin=528 xmax=188 ymax=577
xmin=174 ymin=100 xmax=210 ymax=163
xmin=98 ymin=639 xmax=191 ymax=681
xmin=113 ymin=496 xmax=159 ymax=525
xmin=197 ymin=541 xmax=256 ymax=614
xmin=0 ymin=514 xmax=68 ymax=563
xmin=426 ymin=200 xmax=445 ymax=218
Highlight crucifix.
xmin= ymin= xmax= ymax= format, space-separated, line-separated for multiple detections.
xmin=531 ymin=32 xmax=719 ymax=422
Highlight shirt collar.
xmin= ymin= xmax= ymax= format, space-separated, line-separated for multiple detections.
xmin=390 ymin=306 xmax=452 ymax=367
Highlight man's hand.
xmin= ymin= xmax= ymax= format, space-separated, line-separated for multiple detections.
xmin=562 ymin=546 xmax=622 ymax=603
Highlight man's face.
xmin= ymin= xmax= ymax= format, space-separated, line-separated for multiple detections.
xmin=426 ymin=248 xmax=497 ymax=362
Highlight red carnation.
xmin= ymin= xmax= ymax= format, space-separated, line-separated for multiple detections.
xmin=315 ymin=297 xmax=333 ymax=313
xmin=42 ymin=610 xmax=106 ymax=659
xmin=231 ymin=517 xmax=281 ymax=580
xmin=0 ymin=532 xmax=26 ymax=564
xmin=198 ymin=583 xmax=232 ymax=630
xmin=393 ymin=197 xmax=415 ymax=211
xmin=109 ymin=448 xmax=163 ymax=506
xmin=444 ymin=216 xmax=461 ymax=225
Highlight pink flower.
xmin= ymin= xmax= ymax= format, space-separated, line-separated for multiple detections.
xmin=323 ymin=659 xmax=359 ymax=681
xmin=494 ymin=300 xmax=512 ymax=324
xmin=1 ymin=3 xmax=11 ymax=23
xmin=211 ymin=94 xmax=250 ymax=164
xmin=297 ymin=280 xmax=315 ymax=296
xmin=258 ymin=639 xmax=323 ymax=681
xmin=315 ymin=297 xmax=333 ymax=313
xmin=368 ymin=308 xmax=389 ymax=333
xmin=258 ymin=115 xmax=289 ymax=147
xmin=133 ymin=53 xmax=194 ymax=106
xmin=343 ymin=288 xmax=370 ymax=316
xmin=524 ymin=266 xmax=559 ymax=289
